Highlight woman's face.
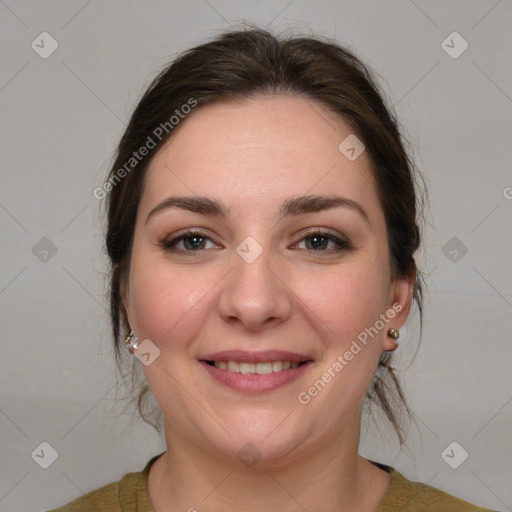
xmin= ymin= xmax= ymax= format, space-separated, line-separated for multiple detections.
xmin=123 ymin=94 xmax=412 ymax=465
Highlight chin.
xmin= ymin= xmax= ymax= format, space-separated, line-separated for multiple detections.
xmin=197 ymin=413 xmax=312 ymax=469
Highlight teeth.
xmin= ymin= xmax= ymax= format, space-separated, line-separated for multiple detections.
xmin=256 ymin=362 xmax=273 ymax=374
xmin=272 ymin=361 xmax=283 ymax=372
xmin=212 ymin=360 xmax=303 ymax=373
xmin=239 ymin=363 xmax=255 ymax=374
xmin=227 ymin=361 xmax=239 ymax=372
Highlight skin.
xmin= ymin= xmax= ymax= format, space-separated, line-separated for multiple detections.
xmin=122 ymin=94 xmax=414 ymax=511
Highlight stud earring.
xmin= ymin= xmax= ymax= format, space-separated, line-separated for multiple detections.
xmin=125 ymin=330 xmax=139 ymax=354
xmin=383 ymin=328 xmax=400 ymax=353
xmin=387 ymin=328 xmax=399 ymax=340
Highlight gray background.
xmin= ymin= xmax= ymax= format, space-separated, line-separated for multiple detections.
xmin=1 ymin=1 xmax=511 ymax=511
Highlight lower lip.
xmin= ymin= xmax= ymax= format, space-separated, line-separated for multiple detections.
xmin=200 ymin=361 xmax=313 ymax=393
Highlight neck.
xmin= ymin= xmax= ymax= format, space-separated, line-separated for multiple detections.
xmin=148 ymin=408 xmax=391 ymax=512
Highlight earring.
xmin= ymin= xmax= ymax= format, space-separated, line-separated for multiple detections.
xmin=387 ymin=328 xmax=399 ymax=340
xmin=125 ymin=330 xmax=139 ymax=354
xmin=383 ymin=328 xmax=399 ymax=353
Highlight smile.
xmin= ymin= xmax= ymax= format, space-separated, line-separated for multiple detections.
xmin=200 ymin=352 xmax=313 ymax=393
xmin=207 ymin=360 xmax=304 ymax=374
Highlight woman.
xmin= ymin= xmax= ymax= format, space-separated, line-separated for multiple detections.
xmin=50 ymin=28 xmax=498 ymax=511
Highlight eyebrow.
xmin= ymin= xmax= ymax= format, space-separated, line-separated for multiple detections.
xmin=146 ymin=194 xmax=370 ymax=226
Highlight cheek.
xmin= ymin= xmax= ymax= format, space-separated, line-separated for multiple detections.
xmin=293 ymin=260 xmax=389 ymax=348
xmin=128 ymin=253 xmax=181 ymax=338
xmin=127 ymin=254 xmax=219 ymax=351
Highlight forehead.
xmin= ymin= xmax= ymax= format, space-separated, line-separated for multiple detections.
xmin=141 ymin=94 xmax=382 ymax=223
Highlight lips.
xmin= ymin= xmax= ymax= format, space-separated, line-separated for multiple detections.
xmin=199 ymin=350 xmax=314 ymax=393
xmin=199 ymin=350 xmax=312 ymax=364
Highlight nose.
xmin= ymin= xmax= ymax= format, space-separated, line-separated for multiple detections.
xmin=217 ymin=244 xmax=293 ymax=332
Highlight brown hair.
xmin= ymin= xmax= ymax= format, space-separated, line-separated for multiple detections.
xmin=105 ymin=27 xmax=427 ymax=443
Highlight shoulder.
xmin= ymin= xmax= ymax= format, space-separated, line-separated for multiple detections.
xmin=45 ymin=453 xmax=161 ymax=512
xmin=45 ymin=480 xmax=121 ymax=511
xmin=377 ymin=466 xmax=499 ymax=512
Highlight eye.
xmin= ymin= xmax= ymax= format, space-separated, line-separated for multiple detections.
xmin=160 ymin=229 xmax=352 ymax=255
xmin=294 ymin=230 xmax=352 ymax=252
xmin=161 ymin=230 xmax=218 ymax=253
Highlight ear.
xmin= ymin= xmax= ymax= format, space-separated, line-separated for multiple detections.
xmin=382 ymin=270 xmax=415 ymax=352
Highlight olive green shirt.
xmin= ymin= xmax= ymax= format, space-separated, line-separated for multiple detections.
xmin=47 ymin=453 xmax=498 ymax=511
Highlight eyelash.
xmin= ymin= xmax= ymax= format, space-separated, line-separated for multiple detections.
xmin=160 ymin=229 xmax=352 ymax=255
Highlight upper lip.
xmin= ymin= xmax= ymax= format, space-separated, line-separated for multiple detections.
xmin=200 ymin=350 xmax=313 ymax=364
